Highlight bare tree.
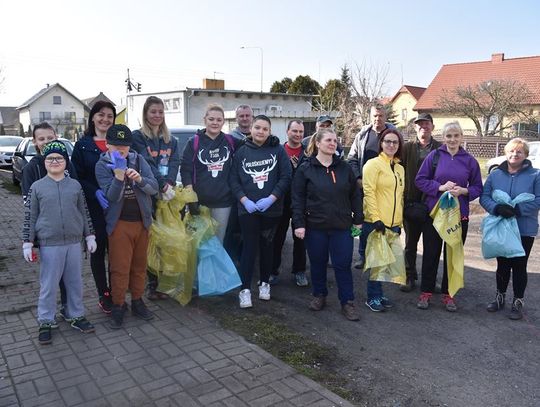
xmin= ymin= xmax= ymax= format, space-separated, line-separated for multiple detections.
xmin=437 ymin=79 xmax=538 ymax=137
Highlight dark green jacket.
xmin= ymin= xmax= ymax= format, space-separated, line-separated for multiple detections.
xmin=402 ymin=137 xmax=442 ymax=203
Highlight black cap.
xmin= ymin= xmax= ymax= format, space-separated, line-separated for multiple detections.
xmin=316 ymin=115 xmax=333 ymax=124
xmin=414 ymin=113 xmax=433 ymax=124
xmin=106 ymin=124 xmax=132 ymax=146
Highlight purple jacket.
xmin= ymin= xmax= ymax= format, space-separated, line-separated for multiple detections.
xmin=415 ymin=145 xmax=483 ymax=218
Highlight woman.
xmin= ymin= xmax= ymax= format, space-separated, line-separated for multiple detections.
xmin=180 ymin=104 xmax=238 ymax=242
xmin=292 ymin=128 xmax=362 ymax=321
xmin=415 ymin=121 xmax=482 ymax=312
xmin=480 ymin=138 xmax=540 ymax=320
xmin=132 ymin=96 xmax=181 ymax=300
xmin=362 ymin=129 xmax=405 ymax=312
xmin=71 ymin=101 xmax=116 ymax=313
xmin=230 ymin=115 xmax=291 ymax=308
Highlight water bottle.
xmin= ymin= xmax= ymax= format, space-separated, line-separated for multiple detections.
xmin=158 ymin=154 xmax=169 ymax=177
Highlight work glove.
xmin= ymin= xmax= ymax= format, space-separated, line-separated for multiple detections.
xmin=187 ymin=202 xmax=200 ymax=216
xmin=23 ymin=242 xmax=35 ymax=262
xmin=95 ymin=189 xmax=109 ymax=210
xmin=242 ymin=199 xmax=258 ymax=214
xmin=161 ymin=184 xmax=175 ymax=201
xmin=494 ymin=204 xmax=516 ymax=219
xmin=85 ymin=235 xmax=97 ymax=253
xmin=373 ymin=220 xmax=386 ymax=234
xmin=106 ymin=150 xmax=128 ymax=179
xmin=255 ymin=196 xmax=276 ymax=212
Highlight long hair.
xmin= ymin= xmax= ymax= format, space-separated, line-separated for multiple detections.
xmin=306 ymin=128 xmax=336 ymax=157
xmin=85 ymin=101 xmax=116 ymax=136
xmin=141 ymin=96 xmax=170 ymax=143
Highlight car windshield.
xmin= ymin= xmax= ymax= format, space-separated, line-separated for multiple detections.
xmin=171 ymin=129 xmax=198 ymax=154
xmin=529 ymin=144 xmax=539 ymax=157
xmin=26 ymin=139 xmax=74 ymax=156
xmin=0 ymin=137 xmax=22 ymax=147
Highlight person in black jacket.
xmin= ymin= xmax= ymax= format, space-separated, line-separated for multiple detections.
xmin=292 ymin=128 xmax=363 ymax=321
xmin=230 ymin=115 xmax=291 ymax=308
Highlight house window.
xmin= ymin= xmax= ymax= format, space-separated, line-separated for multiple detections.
xmin=64 ymin=112 xmax=76 ymax=122
xmin=401 ymin=109 xmax=407 ymax=121
xmin=39 ymin=112 xmax=52 ymax=121
xmin=53 ymin=96 xmax=62 ymax=105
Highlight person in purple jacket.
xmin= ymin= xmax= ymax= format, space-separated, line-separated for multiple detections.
xmin=415 ymin=121 xmax=483 ymax=312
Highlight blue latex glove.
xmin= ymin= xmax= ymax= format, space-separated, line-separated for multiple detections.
xmin=255 ymin=196 xmax=276 ymax=212
xmin=106 ymin=150 xmax=128 ymax=171
xmin=242 ymin=199 xmax=258 ymax=214
xmin=95 ymin=189 xmax=109 ymax=210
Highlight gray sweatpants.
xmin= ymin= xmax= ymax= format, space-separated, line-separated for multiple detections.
xmin=210 ymin=207 xmax=231 ymax=243
xmin=38 ymin=243 xmax=84 ymax=324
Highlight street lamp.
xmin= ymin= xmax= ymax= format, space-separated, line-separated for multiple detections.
xmin=240 ymin=46 xmax=264 ymax=92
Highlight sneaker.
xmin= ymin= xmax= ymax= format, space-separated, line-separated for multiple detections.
xmin=295 ymin=272 xmax=309 ymax=287
xmin=487 ymin=291 xmax=505 ymax=312
xmin=365 ymin=298 xmax=385 ymax=312
xmin=259 ymin=282 xmax=271 ymax=301
xmin=417 ymin=292 xmax=432 ymax=310
xmin=239 ymin=289 xmax=252 ymax=308
xmin=509 ymin=298 xmax=524 ymax=320
xmin=38 ymin=323 xmax=53 ymax=345
xmin=131 ymin=298 xmax=154 ymax=321
xmin=70 ymin=317 xmax=96 ymax=333
xmin=58 ymin=306 xmax=72 ymax=323
xmin=342 ymin=301 xmax=360 ymax=321
xmin=109 ymin=303 xmax=128 ymax=329
xmin=309 ymin=296 xmax=326 ymax=311
xmin=399 ymin=276 xmax=415 ymax=292
xmin=98 ymin=290 xmax=113 ymax=314
xmin=269 ymin=274 xmax=279 ymax=286
xmin=380 ymin=296 xmax=393 ymax=309
xmin=442 ymin=294 xmax=457 ymax=312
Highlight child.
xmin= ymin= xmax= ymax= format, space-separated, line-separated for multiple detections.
xmin=95 ymin=124 xmax=158 ymax=329
xmin=22 ymin=141 xmax=96 ymax=345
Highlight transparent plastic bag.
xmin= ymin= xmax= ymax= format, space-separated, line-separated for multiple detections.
xmin=197 ymin=236 xmax=241 ymax=296
xmin=365 ymin=230 xmax=405 ymax=285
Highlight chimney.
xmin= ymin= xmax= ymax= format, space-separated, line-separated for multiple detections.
xmin=203 ymin=78 xmax=225 ymax=90
xmin=491 ymin=53 xmax=504 ymax=64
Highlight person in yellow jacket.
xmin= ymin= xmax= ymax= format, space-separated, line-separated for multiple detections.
xmin=362 ymin=128 xmax=405 ymax=312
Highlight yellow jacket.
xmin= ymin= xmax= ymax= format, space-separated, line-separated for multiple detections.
xmin=363 ymin=153 xmax=404 ymax=227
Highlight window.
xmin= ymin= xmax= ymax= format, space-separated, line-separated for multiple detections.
xmin=39 ymin=112 xmax=52 ymax=121
xmin=64 ymin=112 xmax=76 ymax=122
xmin=401 ymin=109 xmax=407 ymax=121
xmin=53 ymin=96 xmax=62 ymax=105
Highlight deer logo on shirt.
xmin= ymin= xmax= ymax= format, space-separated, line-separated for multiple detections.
xmin=198 ymin=147 xmax=230 ymax=177
xmin=242 ymin=154 xmax=277 ymax=189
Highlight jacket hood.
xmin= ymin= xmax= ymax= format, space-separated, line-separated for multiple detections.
xmin=437 ymin=144 xmax=468 ymax=157
xmin=497 ymin=159 xmax=532 ymax=174
xmin=378 ymin=152 xmax=401 ymax=164
xmin=309 ymin=154 xmax=342 ymax=168
xmin=244 ymin=134 xmax=281 ymax=149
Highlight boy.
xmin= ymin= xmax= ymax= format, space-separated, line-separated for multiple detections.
xmin=95 ymin=124 xmax=158 ymax=329
xmin=22 ymin=141 xmax=96 ymax=345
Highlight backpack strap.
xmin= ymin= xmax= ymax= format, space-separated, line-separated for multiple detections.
xmin=192 ymin=135 xmax=199 ymax=185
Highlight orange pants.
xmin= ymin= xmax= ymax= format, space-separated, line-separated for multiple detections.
xmin=108 ymin=220 xmax=149 ymax=305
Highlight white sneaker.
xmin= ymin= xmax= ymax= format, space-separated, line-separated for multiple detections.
xmin=259 ymin=282 xmax=271 ymax=301
xmin=239 ymin=289 xmax=252 ymax=308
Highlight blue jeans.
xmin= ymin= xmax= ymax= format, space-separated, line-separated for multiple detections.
xmin=363 ymin=222 xmax=401 ymax=301
xmin=305 ymin=228 xmax=354 ymax=305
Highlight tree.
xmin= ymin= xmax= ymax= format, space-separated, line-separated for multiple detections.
xmin=0 ymin=124 xmax=5 ymax=135
xmin=18 ymin=123 xmax=25 ymax=137
xmin=383 ymin=103 xmax=399 ymax=126
xmin=288 ymin=75 xmax=321 ymax=95
xmin=270 ymin=77 xmax=292 ymax=93
xmin=318 ymin=79 xmax=347 ymax=112
xmin=437 ymin=79 xmax=538 ymax=137
xmin=27 ymin=124 xmax=32 ymax=137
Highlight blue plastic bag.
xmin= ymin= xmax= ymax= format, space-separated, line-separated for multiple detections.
xmin=481 ymin=190 xmax=534 ymax=259
xmin=197 ymin=236 xmax=241 ymax=296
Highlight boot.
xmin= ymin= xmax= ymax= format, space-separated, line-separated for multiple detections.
xmin=109 ymin=303 xmax=127 ymax=329
xmin=309 ymin=296 xmax=326 ymax=311
xmin=486 ymin=291 xmax=505 ymax=312
xmin=509 ymin=298 xmax=524 ymax=320
xmin=400 ymin=275 xmax=416 ymax=292
xmin=132 ymin=298 xmax=154 ymax=321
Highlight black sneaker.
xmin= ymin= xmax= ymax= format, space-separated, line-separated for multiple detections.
xmin=38 ymin=323 xmax=53 ymax=345
xmin=131 ymin=298 xmax=154 ymax=321
xmin=110 ymin=303 xmax=128 ymax=329
xmin=509 ymin=298 xmax=524 ymax=320
xmin=70 ymin=317 xmax=95 ymax=333
xmin=487 ymin=291 xmax=505 ymax=312
xmin=57 ymin=306 xmax=72 ymax=323
xmin=98 ymin=290 xmax=113 ymax=314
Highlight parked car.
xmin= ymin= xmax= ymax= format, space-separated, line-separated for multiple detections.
xmin=170 ymin=125 xmax=202 ymax=184
xmin=11 ymin=137 xmax=74 ymax=186
xmin=0 ymin=136 xmax=24 ymax=168
xmin=486 ymin=141 xmax=540 ymax=174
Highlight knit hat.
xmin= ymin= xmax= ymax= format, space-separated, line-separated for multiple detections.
xmin=106 ymin=124 xmax=133 ymax=146
xmin=42 ymin=140 xmax=69 ymax=163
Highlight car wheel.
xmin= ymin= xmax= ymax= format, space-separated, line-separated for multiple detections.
xmin=12 ymin=171 xmax=20 ymax=186
xmin=488 ymin=165 xmax=499 ymax=174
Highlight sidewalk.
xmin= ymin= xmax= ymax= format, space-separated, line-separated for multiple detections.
xmin=0 ymin=170 xmax=352 ymax=407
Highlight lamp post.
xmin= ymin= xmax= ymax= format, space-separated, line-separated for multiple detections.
xmin=240 ymin=46 xmax=263 ymax=92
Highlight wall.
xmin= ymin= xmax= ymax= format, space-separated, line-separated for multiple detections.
xmin=392 ymin=92 xmax=417 ymax=128
xmin=126 ymin=91 xmax=186 ymax=129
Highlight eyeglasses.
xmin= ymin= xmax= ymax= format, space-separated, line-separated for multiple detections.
xmin=382 ymin=139 xmax=399 ymax=146
xmin=45 ymin=156 xmax=65 ymax=163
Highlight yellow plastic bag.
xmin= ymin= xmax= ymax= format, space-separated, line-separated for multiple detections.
xmin=430 ymin=192 xmax=464 ymax=297
xmin=364 ymin=230 xmax=395 ymax=270
xmin=365 ymin=230 xmax=406 ymax=285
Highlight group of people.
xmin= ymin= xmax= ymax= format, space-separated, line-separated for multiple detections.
xmin=21 ymin=97 xmax=540 ymax=344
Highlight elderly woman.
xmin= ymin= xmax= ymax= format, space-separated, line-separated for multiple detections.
xmin=480 ymin=138 xmax=540 ymax=320
xmin=415 ymin=121 xmax=483 ymax=312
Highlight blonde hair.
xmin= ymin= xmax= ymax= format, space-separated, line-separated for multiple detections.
xmin=204 ymin=104 xmax=225 ymax=118
xmin=504 ymin=137 xmax=529 ymax=156
xmin=141 ymin=96 xmax=170 ymax=143
xmin=306 ymin=128 xmax=336 ymax=157
xmin=442 ymin=121 xmax=463 ymax=137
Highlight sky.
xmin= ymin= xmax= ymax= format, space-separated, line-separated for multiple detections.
xmin=0 ymin=0 xmax=539 ymax=106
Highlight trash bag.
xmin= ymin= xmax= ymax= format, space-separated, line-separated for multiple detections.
xmin=197 ymin=236 xmax=241 ymax=296
xmin=364 ymin=230 xmax=406 ymax=285
xmin=430 ymin=192 xmax=463 ymax=297
xmin=481 ymin=190 xmax=535 ymax=259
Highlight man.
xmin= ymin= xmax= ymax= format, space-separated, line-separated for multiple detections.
xmin=302 ymin=115 xmax=343 ymax=158
xmin=347 ymin=104 xmax=396 ymax=269
xmin=271 ymin=120 xmax=308 ymax=286
xmin=400 ymin=113 xmax=441 ymax=291
xmin=230 ymin=105 xmax=253 ymax=140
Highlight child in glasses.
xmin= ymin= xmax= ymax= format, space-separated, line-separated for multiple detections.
xmin=22 ymin=141 xmax=97 ymax=345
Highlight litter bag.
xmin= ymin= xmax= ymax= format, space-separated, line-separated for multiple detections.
xmin=197 ymin=236 xmax=241 ymax=296
xmin=365 ymin=230 xmax=406 ymax=285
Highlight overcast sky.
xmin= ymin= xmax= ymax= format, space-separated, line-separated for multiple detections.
xmin=0 ymin=0 xmax=538 ymax=106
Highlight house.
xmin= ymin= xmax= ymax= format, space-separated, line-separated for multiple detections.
xmin=82 ymin=92 xmax=116 ymax=109
xmin=17 ymin=83 xmax=89 ymax=140
xmin=115 ymin=105 xmax=127 ymax=125
xmin=389 ymin=85 xmax=426 ymax=128
xmin=414 ymin=53 xmax=540 ymax=135
xmin=0 ymin=107 xmax=20 ymax=135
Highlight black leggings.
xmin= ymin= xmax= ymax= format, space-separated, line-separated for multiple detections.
xmin=88 ymin=203 xmax=110 ymax=296
xmin=496 ymin=236 xmax=534 ymax=298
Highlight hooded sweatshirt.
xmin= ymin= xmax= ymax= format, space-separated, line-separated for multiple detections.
xmin=230 ymin=135 xmax=291 ymax=217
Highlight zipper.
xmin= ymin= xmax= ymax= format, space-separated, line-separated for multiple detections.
xmin=326 ymin=167 xmax=336 ymax=184
xmin=391 ymin=161 xmax=397 ymax=227
xmin=57 ymin=182 xmax=66 ymax=243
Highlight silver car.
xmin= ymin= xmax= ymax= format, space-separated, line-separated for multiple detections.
xmin=0 ymin=136 xmax=23 ymax=167
xmin=486 ymin=141 xmax=540 ymax=173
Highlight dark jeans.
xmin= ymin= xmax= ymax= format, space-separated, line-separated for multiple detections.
xmin=238 ymin=214 xmax=279 ymax=290
xmin=420 ymin=219 xmax=469 ymax=295
xmin=403 ymin=216 xmax=428 ymax=280
xmin=272 ymin=204 xmax=306 ymax=275
xmin=88 ymin=201 xmax=110 ymax=297
xmin=496 ymin=236 xmax=534 ymax=298
xmin=305 ymin=228 xmax=354 ymax=305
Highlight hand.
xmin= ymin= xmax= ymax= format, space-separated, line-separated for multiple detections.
xmin=106 ymin=150 xmax=128 ymax=180
xmin=85 ymin=235 xmax=97 ymax=253
xmin=23 ymin=242 xmax=35 ymax=262
xmin=125 ymin=168 xmax=142 ymax=183
xmin=494 ymin=204 xmax=516 ymax=218
xmin=449 ymin=186 xmax=468 ymax=197
xmin=187 ymin=202 xmax=200 ymax=215
xmin=373 ymin=220 xmax=386 ymax=234
xmin=95 ymin=189 xmax=109 ymax=210
xmin=242 ymin=199 xmax=258 ymax=214
xmin=161 ymin=185 xmax=175 ymax=201
xmin=255 ymin=196 xmax=277 ymax=212
xmin=356 ymin=179 xmax=363 ymax=189
xmin=294 ymin=228 xmax=306 ymax=239
xmin=439 ymin=181 xmax=456 ymax=192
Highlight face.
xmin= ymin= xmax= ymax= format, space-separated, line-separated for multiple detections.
xmin=506 ymin=145 xmax=527 ymax=168
xmin=287 ymin=122 xmax=304 ymax=146
xmin=146 ymin=103 xmax=164 ymax=127
xmin=107 ymin=144 xmax=130 ymax=158
xmin=33 ymin=128 xmax=57 ymax=153
xmin=371 ymin=108 xmax=386 ymax=128
xmin=236 ymin=107 xmax=253 ymax=129
xmin=317 ymin=120 xmax=333 ymax=130
xmin=316 ymin=132 xmax=337 ymax=155
xmin=415 ymin=120 xmax=434 ymax=141
xmin=44 ymin=153 xmax=66 ymax=174
xmin=204 ymin=110 xmax=225 ymax=136
xmin=381 ymin=133 xmax=400 ymax=157
xmin=93 ymin=107 xmax=115 ymax=134
xmin=444 ymin=130 xmax=463 ymax=150
xmin=251 ymin=119 xmax=271 ymax=146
